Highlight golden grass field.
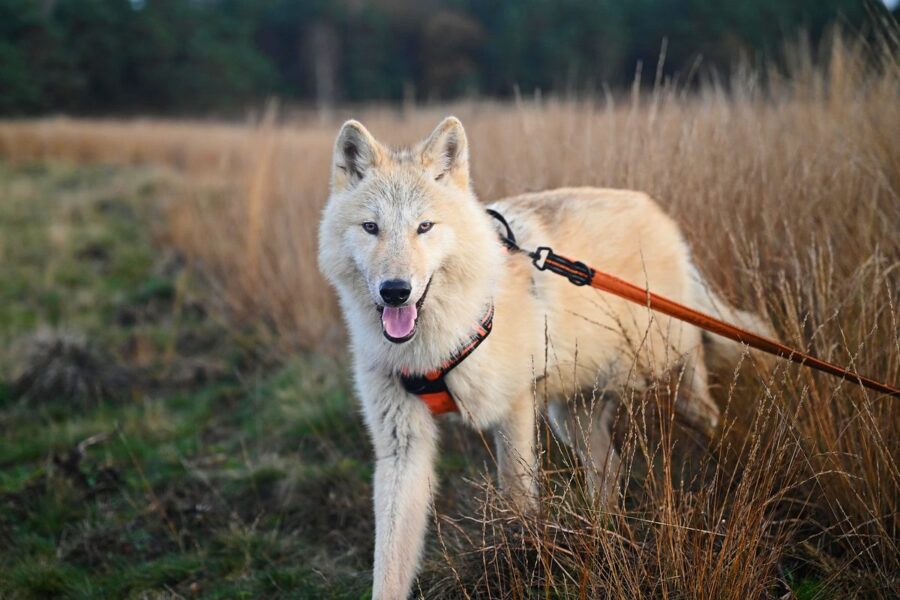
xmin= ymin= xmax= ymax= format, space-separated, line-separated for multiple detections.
xmin=1 ymin=32 xmax=898 ymax=598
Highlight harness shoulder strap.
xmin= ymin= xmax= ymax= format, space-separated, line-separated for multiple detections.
xmin=399 ymin=304 xmax=494 ymax=415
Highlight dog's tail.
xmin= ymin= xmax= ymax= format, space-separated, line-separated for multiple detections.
xmin=689 ymin=265 xmax=775 ymax=372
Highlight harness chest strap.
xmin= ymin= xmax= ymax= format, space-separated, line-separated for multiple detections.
xmin=398 ymin=304 xmax=494 ymax=415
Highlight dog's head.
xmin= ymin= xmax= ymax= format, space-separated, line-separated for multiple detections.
xmin=319 ymin=117 xmax=495 ymax=344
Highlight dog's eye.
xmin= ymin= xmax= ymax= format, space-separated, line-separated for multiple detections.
xmin=417 ymin=221 xmax=434 ymax=235
xmin=362 ymin=222 xmax=379 ymax=235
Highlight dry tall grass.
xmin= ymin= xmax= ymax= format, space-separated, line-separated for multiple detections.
xmin=1 ymin=31 xmax=898 ymax=597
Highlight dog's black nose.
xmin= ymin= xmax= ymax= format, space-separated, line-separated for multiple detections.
xmin=380 ymin=279 xmax=411 ymax=306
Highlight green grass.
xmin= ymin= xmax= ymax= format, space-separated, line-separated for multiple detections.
xmin=0 ymin=163 xmax=379 ymax=598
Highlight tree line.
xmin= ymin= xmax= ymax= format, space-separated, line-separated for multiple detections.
xmin=0 ymin=0 xmax=891 ymax=116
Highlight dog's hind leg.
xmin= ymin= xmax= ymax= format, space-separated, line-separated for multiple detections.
xmin=494 ymin=393 xmax=538 ymax=512
xmin=676 ymin=345 xmax=720 ymax=436
xmin=548 ymin=397 xmax=621 ymax=507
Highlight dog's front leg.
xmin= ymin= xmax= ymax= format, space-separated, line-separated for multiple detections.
xmin=494 ymin=393 xmax=538 ymax=512
xmin=362 ymin=382 xmax=438 ymax=600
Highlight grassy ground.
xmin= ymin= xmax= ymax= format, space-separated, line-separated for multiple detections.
xmin=0 ymin=163 xmax=389 ymax=598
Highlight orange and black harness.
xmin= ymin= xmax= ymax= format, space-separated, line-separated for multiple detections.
xmin=398 ymin=303 xmax=494 ymax=415
xmin=399 ymin=210 xmax=899 ymax=416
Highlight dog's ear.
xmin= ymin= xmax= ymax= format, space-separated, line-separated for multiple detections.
xmin=420 ymin=116 xmax=469 ymax=189
xmin=332 ymin=120 xmax=381 ymax=192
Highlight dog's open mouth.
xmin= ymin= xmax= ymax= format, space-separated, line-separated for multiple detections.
xmin=378 ymin=279 xmax=431 ymax=344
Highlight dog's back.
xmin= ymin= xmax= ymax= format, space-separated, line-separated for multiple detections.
xmin=490 ymin=187 xmax=702 ymax=394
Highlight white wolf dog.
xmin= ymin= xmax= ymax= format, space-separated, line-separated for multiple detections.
xmin=318 ymin=117 xmax=770 ymax=599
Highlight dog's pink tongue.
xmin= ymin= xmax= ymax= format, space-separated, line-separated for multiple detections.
xmin=382 ymin=305 xmax=417 ymax=339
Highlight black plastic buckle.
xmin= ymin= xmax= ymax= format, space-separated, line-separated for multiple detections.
xmin=531 ymin=247 xmax=594 ymax=286
xmin=399 ymin=374 xmax=439 ymax=395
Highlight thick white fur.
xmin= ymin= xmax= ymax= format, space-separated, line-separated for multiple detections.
xmin=317 ymin=117 xmax=771 ymax=599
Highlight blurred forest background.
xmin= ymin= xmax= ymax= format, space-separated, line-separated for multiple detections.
xmin=1 ymin=0 xmax=896 ymax=115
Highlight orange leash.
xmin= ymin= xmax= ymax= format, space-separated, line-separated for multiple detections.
xmin=484 ymin=210 xmax=898 ymax=398
xmin=529 ymin=246 xmax=899 ymax=398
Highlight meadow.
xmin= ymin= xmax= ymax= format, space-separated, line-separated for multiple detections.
xmin=0 ymin=32 xmax=898 ymax=598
